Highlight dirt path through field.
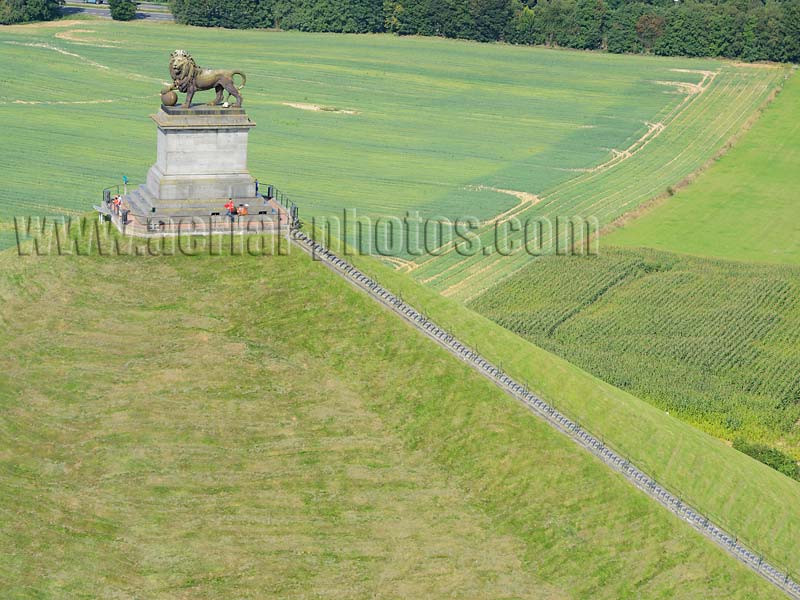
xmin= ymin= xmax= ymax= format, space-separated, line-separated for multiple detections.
xmin=3 ymin=39 xmax=164 ymax=83
xmin=283 ymin=102 xmax=359 ymax=115
xmin=3 ymin=95 xmax=156 ymax=106
xmin=468 ymin=186 xmax=541 ymax=225
xmin=55 ymin=29 xmax=120 ymax=48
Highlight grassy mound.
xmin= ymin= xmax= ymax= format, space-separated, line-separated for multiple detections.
xmin=468 ymin=247 xmax=800 ymax=459
xmin=0 ymin=238 xmax=780 ymax=598
xmin=333 ymin=242 xmax=800 ymax=582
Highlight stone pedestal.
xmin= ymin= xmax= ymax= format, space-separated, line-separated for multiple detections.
xmin=126 ymin=105 xmax=258 ymax=217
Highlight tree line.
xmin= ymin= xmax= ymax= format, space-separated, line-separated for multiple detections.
xmin=0 ymin=0 xmax=136 ymax=23
xmin=109 ymin=0 xmax=137 ymax=21
xmin=3 ymin=0 xmax=798 ymax=63
xmin=1 ymin=0 xmax=62 ymax=24
xmin=168 ymin=0 xmax=800 ymax=63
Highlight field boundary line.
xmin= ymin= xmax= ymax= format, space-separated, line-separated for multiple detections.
xmin=289 ymin=227 xmax=800 ymax=600
xmin=600 ymin=70 xmax=789 ymax=237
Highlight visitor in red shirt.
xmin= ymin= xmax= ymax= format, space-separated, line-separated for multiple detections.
xmin=224 ymin=199 xmax=236 ymax=222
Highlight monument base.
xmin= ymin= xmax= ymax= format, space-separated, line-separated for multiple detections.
xmin=109 ymin=104 xmax=293 ymax=235
xmin=124 ymin=105 xmax=258 ymax=218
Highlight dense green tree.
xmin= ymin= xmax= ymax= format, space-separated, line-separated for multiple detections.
xmin=507 ymin=2 xmax=538 ymax=45
xmin=168 ymin=0 xmax=800 ymax=63
xmin=606 ymin=2 xmax=647 ymax=54
xmin=108 ymin=0 xmax=137 ymax=21
xmin=0 ymin=0 xmax=62 ymax=24
xmin=472 ymin=0 xmax=515 ymax=42
xmin=783 ymin=1 xmax=800 ymax=63
xmin=574 ymin=0 xmax=606 ymax=50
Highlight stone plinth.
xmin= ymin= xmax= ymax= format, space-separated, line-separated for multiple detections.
xmin=126 ymin=105 xmax=258 ymax=217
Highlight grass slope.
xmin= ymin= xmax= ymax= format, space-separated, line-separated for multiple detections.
xmin=467 ymin=248 xmax=800 ymax=458
xmin=326 ymin=239 xmax=800 ymax=581
xmin=0 ymin=236 xmax=781 ymax=598
xmin=606 ymin=69 xmax=800 ymax=264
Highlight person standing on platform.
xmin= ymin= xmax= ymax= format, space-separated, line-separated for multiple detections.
xmin=224 ymin=199 xmax=236 ymax=223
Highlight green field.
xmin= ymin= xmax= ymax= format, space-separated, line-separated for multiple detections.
xmin=0 ymin=18 xmax=785 ymax=285
xmin=0 ymin=235 xmax=784 ymax=598
xmin=468 ymin=248 xmax=800 ymax=458
xmin=461 ymin=61 xmax=800 ymax=494
xmin=3 ymin=17 xmax=800 ymax=596
xmin=405 ymin=65 xmax=787 ymax=301
xmin=606 ymin=70 xmax=800 ymax=265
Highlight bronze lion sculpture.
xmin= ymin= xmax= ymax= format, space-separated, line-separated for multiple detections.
xmin=163 ymin=50 xmax=246 ymax=108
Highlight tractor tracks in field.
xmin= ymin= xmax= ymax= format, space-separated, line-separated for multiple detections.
xmin=3 ymin=39 xmax=163 ymax=84
xmin=408 ymin=69 xmax=718 ymax=291
xmin=289 ymin=226 xmax=800 ymax=600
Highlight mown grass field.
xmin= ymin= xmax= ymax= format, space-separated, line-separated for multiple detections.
xmin=0 ymin=18 xmax=784 ymax=279
xmin=468 ymin=247 xmax=800 ymax=458
xmin=606 ymin=70 xmax=800 ymax=265
xmin=0 ymin=235 xmax=783 ymax=598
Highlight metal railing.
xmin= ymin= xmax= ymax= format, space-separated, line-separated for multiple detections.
xmin=97 ymin=181 xmax=298 ymax=233
xmin=265 ymin=185 xmax=300 ymax=227
xmin=288 ymin=225 xmax=800 ymax=600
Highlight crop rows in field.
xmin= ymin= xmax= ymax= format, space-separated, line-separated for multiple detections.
xmin=410 ymin=65 xmax=787 ymax=301
xmin=468 ymin=247 xmax=800 ymax=456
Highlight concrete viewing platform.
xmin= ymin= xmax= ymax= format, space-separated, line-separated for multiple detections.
xmin=93 ymin=52 xmax=300 ymax=236
xmin=104 ymin=193 xmax=292 ymax=237
xmin=111 ymin=103 xmax=277 ymax=235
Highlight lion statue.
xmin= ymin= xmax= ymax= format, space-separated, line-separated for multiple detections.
xmin=162 ymin=50 xmax=246 ymax=108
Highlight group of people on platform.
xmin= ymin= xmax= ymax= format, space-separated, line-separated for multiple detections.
xmin=107 ymin=194 xmax=130 ymax=225
xmin=224 ymin=199 xmax=250 ymax=222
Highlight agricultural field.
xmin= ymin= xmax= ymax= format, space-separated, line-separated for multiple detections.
xmin=406 ymin=65 xmax=788 ymax=301
xmin=3 ymin=16 xmax=800 ymax=598
xmin=464 ymin=66 xmax=800 ymax=482
xmin=0 ymin=235 xmax=784 ymax=598
xmin=606 ymin=70 xmax=800 ymax=265
xmin=468 ymin=248 xmax=800 ymax=459
xmin=0 ymin=18 xmax=785 ymax=279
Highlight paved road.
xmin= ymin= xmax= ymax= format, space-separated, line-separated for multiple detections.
xmin=62 ymin=4 xmax=174 ymax=21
